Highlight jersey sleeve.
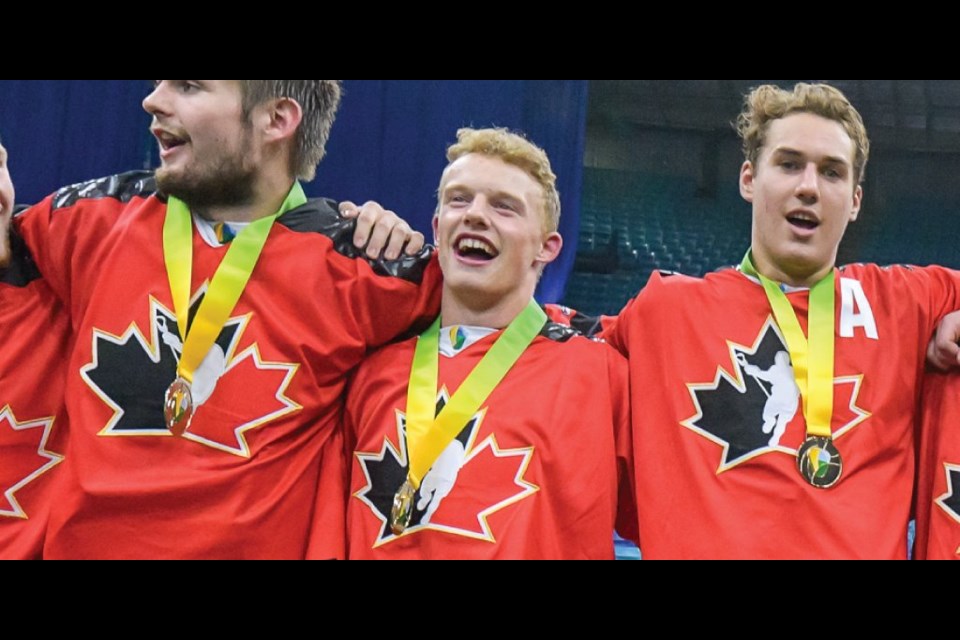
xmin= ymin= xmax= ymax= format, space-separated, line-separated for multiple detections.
xmin=914 ymin=265 xmax=960 ymax=334
xmin=3 ymin=209 xmax=46 ymax=303
xmin=5 ymin=173 xmax=155 ymax=307
xmin=602 ymin=270 xmax=665 ymax=357
xmin=607 ymin=344 xmax=638 ymax=547
xmin=848 ymin=264 xmax=960 ymax=339
xmin=288 ymin=197 xmax=442 ymax=351
xmin=323 ymin=245 xmax=442 ymax=352
xmin=0 ymin=278 xmax=70 ymax=559
xmin=304 ymin=423 xmax=348 ymax=560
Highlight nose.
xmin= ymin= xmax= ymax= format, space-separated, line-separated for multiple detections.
xmin=142 ymin=82 xmax=169 ymax=118
xmin=795 ymin=162 xmax=820 ymax=203
xmin=463 ymin=195 xmax=491 ymax=227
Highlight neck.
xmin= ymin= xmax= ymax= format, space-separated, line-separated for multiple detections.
xmin=194 ymin=171 xmax=296 ymax=224
xmin=750 ymin=247 xmax=835 ymax=288
xmin=440 ymin=287 xmax=534 ymax=329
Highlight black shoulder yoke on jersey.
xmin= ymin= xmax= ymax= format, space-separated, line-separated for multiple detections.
xmin=52 ymin=170 xmax=158 ymax=210
xmin=278 ymin=197 xmax=433 ymax=285
xmin=540 ymin=321 xmax=579 ymax=343
xmin=5 ymin=170 xmax=433 ymax=287
xmin=567 ymin=311 xmax=606 ymax=339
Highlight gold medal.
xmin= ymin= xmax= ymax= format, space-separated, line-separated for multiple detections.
xmin=797 ymin=436 xmax=843 ymax=489
xmin=390 ymin=480 xmax=416 ymax=535
xmin=164 ymin=376 xmax=194 ymax=437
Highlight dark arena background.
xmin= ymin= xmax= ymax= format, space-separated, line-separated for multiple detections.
xmin=3 ymin=80 xmax=956 ymax=559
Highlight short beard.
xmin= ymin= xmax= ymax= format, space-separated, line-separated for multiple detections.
xmin=157 ymin=155 xmax=257 ymax=214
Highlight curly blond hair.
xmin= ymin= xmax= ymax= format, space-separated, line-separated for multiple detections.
xmin=736 ymin=83 xmax=870 ymax=185
xmin=443 ymin=127 xmax=560 ymax=233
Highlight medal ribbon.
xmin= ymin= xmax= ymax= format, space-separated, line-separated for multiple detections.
xmin=163 ymin=183 xmax=307 ymax=384
xmin=740 ymin=251 xmax=835 ymax=439
xmin=404 ymin=300 xmax=547 ymax=489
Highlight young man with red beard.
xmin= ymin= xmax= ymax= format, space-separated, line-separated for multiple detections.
xmin=605 ymin=83 xmax=960 ymax=559
xmin=342 ymin=128 xmax=636 ymax=559
xmin=0 ymin=138 xmax=72 ymax=559
xmin=0 ymin=81 xmax=440 ymax=559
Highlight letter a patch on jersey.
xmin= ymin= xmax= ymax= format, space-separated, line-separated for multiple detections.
xmin=353 ymin=389 xmax=538 ymax=547
xmin=681 ymin=318 xmax=870 ymax=472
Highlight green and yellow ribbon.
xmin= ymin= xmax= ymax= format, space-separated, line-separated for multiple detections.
xmin=404 ymin=300 xmax=547 ymax=489
xmin=741 ymin=251 xmax=835 ymax=439
xmin=163 ymin=183 xmax=306 ymax=384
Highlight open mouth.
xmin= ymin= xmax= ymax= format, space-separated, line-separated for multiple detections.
xmin=455 ymin=237 xmax=499 ymax=261
xmin=787 ymin=212 xmax=819 ymax=231
xmin=154 ymin=130 xmax=188 ymax=152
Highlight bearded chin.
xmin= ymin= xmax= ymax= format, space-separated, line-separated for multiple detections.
xmin=157 ymin=157 xmax=257 ymax=213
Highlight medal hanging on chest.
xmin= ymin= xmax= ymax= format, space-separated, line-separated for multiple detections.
xmin=741 ymin=252 xmax=842 ymax=489
xmin=164 ymin=376 xmax=195 ymax=436
xmin=161 ymin=184 xmax=306 ymax=436
xmin=796 ymin=436 xmax=843 ymax=488
xmin=390 ymin=301 xmax=546 ymax=535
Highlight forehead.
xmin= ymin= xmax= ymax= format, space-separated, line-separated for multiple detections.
xmin=207 ymin=80 xmax=242 ymax=93
xmin=763 ymin=112 xmax=855 ymax=165
xmin=441 ymin=154 xmax=541 ymax=201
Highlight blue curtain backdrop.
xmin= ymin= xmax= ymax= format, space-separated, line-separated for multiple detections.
xmin=0 ymin=80 xmax=587 ymax=302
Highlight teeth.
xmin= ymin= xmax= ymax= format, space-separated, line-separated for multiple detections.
xmin=457 ymin=238 xmax=497 ymax=256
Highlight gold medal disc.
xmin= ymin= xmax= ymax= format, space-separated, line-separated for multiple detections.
xmin=390 ymin=480 xmax=416 ymax=535
xmin=164 ymin=377 xmax=195 ymax=437
xmin=797 ymin=436 xmax=843 ymax=489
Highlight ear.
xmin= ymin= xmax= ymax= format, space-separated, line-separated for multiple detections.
xmin=260 ymin=97 xmax=303 ymax=145
xmin=739 ymin=160 xmax=755 ymax=203
xmin=431 ymin=213 xmax=440 ymax=247
xmin=849 ymin=184 xmax=863 ymax=222
xmin=535 ymin=231 xmax=563 ymax=267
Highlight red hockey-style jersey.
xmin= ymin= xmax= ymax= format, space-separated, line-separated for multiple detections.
xmin=0 ymin=276 xmax=70 ymax=560
xmin=343 ymin=324 xmax=635 ymax=560
xmin=915 ymin=372 xmax=960 ymax=560
xmin=9 ymin=171 xmax=440 ymax=559
xmin=605 ymin=264 xmax=960 ymax=559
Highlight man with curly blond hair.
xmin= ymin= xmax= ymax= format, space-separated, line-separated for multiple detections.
xmin=605 ymin=82 xmax=960 ymax=559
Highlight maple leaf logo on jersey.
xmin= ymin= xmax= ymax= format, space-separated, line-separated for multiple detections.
xmin=0 ymin=406 xmax=63 ymax=519
xmin=681 ymin=318 xmax=870 ymax=472
xmin=80 ymin=289 xmax=300 ymax=457
xmin=354 ymin=390 xmax=538 ymax=546
xmin=935 ymin=463 xmax=960 ymax=525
